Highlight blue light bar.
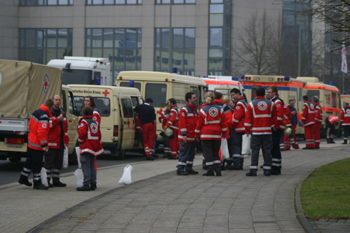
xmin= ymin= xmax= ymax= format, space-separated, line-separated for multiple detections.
xmin=241 ymin=75 xmax=245 ymax=79
xmin=284 ymin=76 xmax=290 ymax=81
xmin=329 ymin=81 xmax=334 ymax=85
xmin=232 ymin=77 xmax=238 ymax=81
xmin=130 ymin=80 xmax=134 ymax=87
xmin=172 ymin=67 xmax=177 ymax=73
xmin=96 ymin=78 xmax=101 ymax=85
xmin=344 ymin=91 xmax=347 ymax=94
xmin=203 ymin=76 xmax=208 ymax=78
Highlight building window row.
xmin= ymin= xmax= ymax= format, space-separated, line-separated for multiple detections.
xmin=86 ymin=28 xmax=142 ymax=78
xmin=20 ymin=0 xmax=73 ymax=5
xmin=155 ymin=0 xmax=195 ymax=4
xmin=154 ymin=28 xmax=195 ymax=76
xmin=19 ymin=28 xmax=73 ymax=64
xmin=86 ymin=0 xmax=142 ymax=4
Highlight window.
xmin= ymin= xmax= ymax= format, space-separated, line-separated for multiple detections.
xmin=120 ymin=82 xmax=141 ymax=91
xmin=95 ymin=97 xmax=110 ymax=116
xmin=146 ymin=84 xmax=167 ymax=107
xmin=68 ymin=91 xmax=76 ymax=114
xmin=20 ymin=0 xmax=73 ymax=5
xmin=86 ymin=0 xmax=142 ymax=5
xmin=86 ymin=28 xmax=142 ymax=78
xmin=307 ymin=90 xmax=320 ymax=101
xmin=190 ymin=86 xmax=200 ymax=107
xmin=156 ymin=0 xmax=195 ymax=4
xmin=332 ymin=92 xmax=337 ymax=108
xmin=61 ymin=90 xmax=67 ymax=111
xmin=120 ymin=98 xmax=133 ymax=117
xmin=74 ymin=96 xmax=85 ymax=116
xmin=19 ymin=28 xmax=72 ymax=64
xmin=154 ymin=28 xmax=195 ymax=75
xmin=131 ymin=97 xmax=140 ymax=107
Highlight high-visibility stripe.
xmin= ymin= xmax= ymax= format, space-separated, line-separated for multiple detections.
xmin=201 ymin=135 xmax=221 ymax=138
xmin=48 ymin=143 xmax=57 ymax=146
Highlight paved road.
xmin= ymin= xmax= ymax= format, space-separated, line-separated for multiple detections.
xmin=1 ymin=139 xmax=349 ymax=233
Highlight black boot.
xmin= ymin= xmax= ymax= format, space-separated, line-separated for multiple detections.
xmin=202 ymin=171 xmax=214 ymax=176
xmin=225 ymin=161 xmax=234 ymax=170
xmin=53 ymin=180 xmax=67 ymax=187
xmin=77 ymin=185 xmax=91 ymax=191
xmin=18 ymin=178 xmax=32 ymax=187
xmin=91 ymin=183 xmax=97 ymax=191
xmin=342 ymin=139 xmax=347 ymax=144
xmin=246 ymin=170 xmax=257 ymax=176
xmin=330 ymin=138 xmax=336 ymax=144
xmin=47 ymin=179 xmax=54 ymax=188
xmin=221 ymin=161 xmax=226 ymax=171
xmin=33 ymin=183 xmax=49 ymax=190
xmin=327 ymin=138 xmax=330 ymax=144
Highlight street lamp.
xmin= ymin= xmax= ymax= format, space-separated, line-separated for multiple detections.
xmin=168 ymin=0 xmax=173 ymax=73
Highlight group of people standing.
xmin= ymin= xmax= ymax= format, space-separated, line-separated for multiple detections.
xmin=18 ymin=95 xmax=103 ymax=191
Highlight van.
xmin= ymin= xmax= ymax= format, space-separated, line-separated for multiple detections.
xmin=68 ymin=85 xmax=143 ymax=158
xmin=115 ymin=71 xmax=207 ymax=136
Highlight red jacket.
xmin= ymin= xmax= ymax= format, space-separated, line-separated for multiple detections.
xmin=328 ymin=116 xmax=339 ymax=125
xmin=271 ymin=96 xmax=284 ymax=130
xmin=245 ymin=97 xmax=275 ymax=135
xmin=302 ymin=100 xmax=315 ymax=126
xmin=48 ymin=108 xmax=69 ymax=149
xmin=158 ymin=109 xmax=170 ymax=130
xmin=178 ymin=103 xmax=198 ymax=142
xmin=195 ymin=102 xmax=227 ymax=140
xmin=232 ymin=96 xmax=247 ymax=133
xmin=165 ymin=105 xmax=180 ymax=130
xmin=135 ymin=113 xmax=142 ymax=133
xmin=341 ymin=105 xmax=350 ymax=126
xmin=314 ymin=102 xmax=323 ymax=125
xmin=283 ymin=105 xmax=292 ymax=127
xmin=28 ymin=104 xmax=52 ymax=150
xmin=78 ymin=116 xmax=104 ymax=157
xmin=92 ymin=107 xmax=101 ymax=127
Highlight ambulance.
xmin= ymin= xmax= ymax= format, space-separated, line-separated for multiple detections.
xmin=202 ymin=75 xmax=246 ymax=101
xmin=241 ymin=75 xmax=307 ymax=135
xmin=68 ymin=85 xmax=143 ymax=158
xmin=297 ymin=77 xmax=341 ymax=136
xmin=115 ymin=71 xmax=207 ymax=136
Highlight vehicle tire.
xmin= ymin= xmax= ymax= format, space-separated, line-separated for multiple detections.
xmin=9 ymin=156 xmax=21 ymax=163
xmin=69 ymin=141 xmax=79 ymax=165
xmin=8 ymin=152 xmax=22 ymax=162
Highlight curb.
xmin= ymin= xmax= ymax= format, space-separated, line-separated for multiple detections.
xmin=295 ymin=177 xmax=319 ymax=233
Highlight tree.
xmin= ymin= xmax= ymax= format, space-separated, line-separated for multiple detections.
xmin=231 ymin=11 xmax=274 ymax=75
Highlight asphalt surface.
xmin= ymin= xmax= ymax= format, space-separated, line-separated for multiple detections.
xmin=1 ymin=139 xmax=349 ymax=233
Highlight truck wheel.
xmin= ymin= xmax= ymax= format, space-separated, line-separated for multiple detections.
xmin=8 ymin=152 xmax=21 ymax=162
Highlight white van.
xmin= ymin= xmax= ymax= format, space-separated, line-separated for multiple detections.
xmin=68 ymin=85 xmax=143 ymax=158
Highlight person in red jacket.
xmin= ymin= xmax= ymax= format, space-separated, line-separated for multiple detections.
xmin=18 ymin=99 xmax=53 ymax=190
xmin=283 ymin=104 xmax=298 ymax=150
xmin=245 ymin=87 xmax=275 ymax=176
xmin=44 ymin=95 xmax=69 ymax=187
xmin=164 ymin=98 xmax=180 ymax=159
xmin=326 ymin=116 xmax=339 ymax=143
xmin=177 ymin=92 xmax=199 ymax=175
xmin=158 ymin=103 xmax=171 ymax=158
xmin=195 ymin=92 xmax=227 ymax=176
xmin=312 ymin=96 xmax=323 ymax=148
xmin=266 ymin=86 xmax=284 ymax=175
xmin=77 ymin=106 xmax=104 ymax=191
xmin=230 ymin=88 xmax=247 ymax=170
xmin=341 ymin=102 xmax=350 ymax=144
xmin=84 ymin=96 xmax=101 ymax=128
xmin=302 ymin=95 xmax=315 ymax=149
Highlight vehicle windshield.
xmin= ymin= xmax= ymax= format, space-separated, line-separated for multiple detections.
xmin=62 ymin=69 xmax=93 ymax=85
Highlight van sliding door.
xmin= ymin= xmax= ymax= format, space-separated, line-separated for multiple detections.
xmin=119 ymin=97 xmax=135 ymax=149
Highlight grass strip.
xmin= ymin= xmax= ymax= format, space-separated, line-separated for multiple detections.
xmin=300 ymin=158 xmax=350 ymax=220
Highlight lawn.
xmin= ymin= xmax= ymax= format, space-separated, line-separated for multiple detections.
xmin=300 ymin=158 xmax=350 ymax=220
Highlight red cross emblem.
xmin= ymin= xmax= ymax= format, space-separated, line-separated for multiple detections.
xmin=103 ymin=89 xmax=110 ymax=97
xmin=44 ymin=80 xmax=48 ymax=91
xmin=127 ymin=118 xmax=130 ymax=128
xmin=156 ymin=108 xmax=163 ymax=116
xmin=257 ymin=101 xmax=267 ymax=111
xmin=211 ymin=109 xmax=216 ymax=115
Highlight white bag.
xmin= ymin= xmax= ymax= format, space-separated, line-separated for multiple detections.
xmin=74 ymin=169 xmax=84 ymax=188
xmin=41 ymin=167 xmax=48 ymax=186
xmin=242 ymin=134 xmax=252 ymax=155
xmin=118 ymin=164 xmax=133 ymax=185
xmin=220 ymin=138 xmax=230 ymax=160
xmin=75 ymin=147 xmax=82 ymax=169
xmin=62 ymin=146 xmax=69 ymax=169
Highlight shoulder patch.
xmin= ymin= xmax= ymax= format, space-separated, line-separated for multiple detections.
xmin=236 ymin=106 xmax=240 ymax=110
xmin=182 ymin=112 xmax=185 ymax=117
xmin=42 ymin=123 xmax=47 ymax=129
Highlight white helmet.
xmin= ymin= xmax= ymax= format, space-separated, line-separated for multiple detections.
xmin=164 ymin=128 xmax=174 ymax=138
xmin=284 ymin=127 xmax=292 ymax=136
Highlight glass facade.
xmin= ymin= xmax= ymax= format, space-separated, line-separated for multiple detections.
xmin=20 ymin=0 xmax=73 ymax=5
xmin=86 ymin=0 xmax=142 ymax=4
xmin=86 ymin=28 xmax=142 ymax=78
xmin=154 ymin=28 xmax=195 ymax=75
xmin=208 ymin=0 xmax=231 ymax=75
xmin=155 ymin=0 xmax=195 ymax=4
xmin=19 ymin=28 xmax=73 ymax=64
xmin=282 ymin=0 xmax=312 ymax=77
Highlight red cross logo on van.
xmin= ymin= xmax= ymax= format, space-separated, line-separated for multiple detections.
xmin=103 ymin=89 xmax=110 ymax=97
